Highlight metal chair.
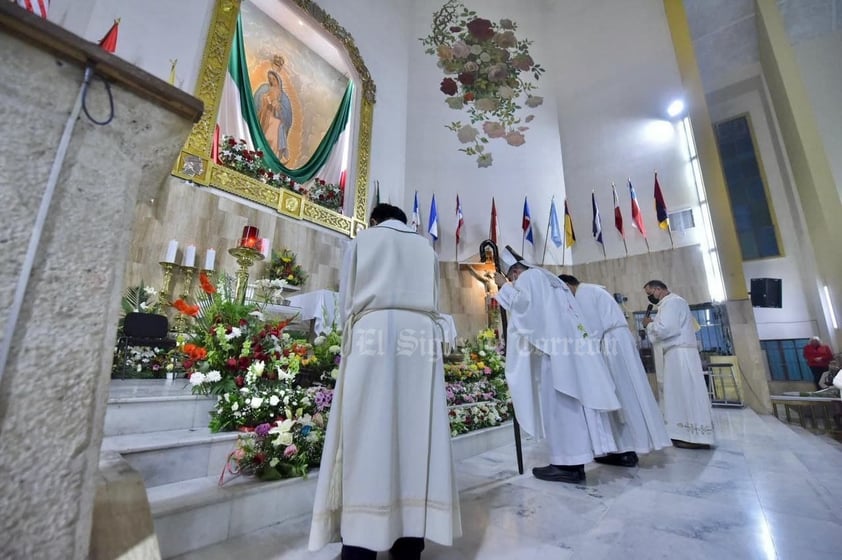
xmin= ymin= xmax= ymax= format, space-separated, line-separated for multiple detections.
xmin=115 ymin=313 xmax=176 ymax=378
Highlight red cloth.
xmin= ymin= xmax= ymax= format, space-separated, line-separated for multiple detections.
xmin=803 ymin=343 xmax=833 ymax=368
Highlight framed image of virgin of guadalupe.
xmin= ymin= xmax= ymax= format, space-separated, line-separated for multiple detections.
xmin=174 ymin=0 xmax=376 ymax=237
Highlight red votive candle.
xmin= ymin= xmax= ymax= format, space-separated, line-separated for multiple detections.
xmin=240 ymin=226 xmax=259 ymax=248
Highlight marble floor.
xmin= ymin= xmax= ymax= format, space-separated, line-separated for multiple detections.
xmin=176 ymin=408 xmax=842 ymax=559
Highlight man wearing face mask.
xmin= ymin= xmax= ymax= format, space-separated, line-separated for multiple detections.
xmin=642 ymin=280 xmax=714 ymax=449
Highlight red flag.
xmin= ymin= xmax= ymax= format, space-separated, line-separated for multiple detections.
xmin=654 ymin=172 xmax=670 ymax=230
xmin=98 ymin=19 xmax=120 ymax=54
xmin=628 ymin=179 xmax=647 ymax=237
xmin=489 ymin=198 xmax=498 ymax=244
xmin=612 ymin=183 xmax=624 ymax=238
xmin=455 ymin=195 xmax=464 ymax=244
xmin=16 ymin=0 xmax=49 ymax=18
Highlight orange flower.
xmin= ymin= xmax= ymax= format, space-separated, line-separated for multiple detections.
xmin=172 ymin=299 xmax=200 ymax=317
xmin=183 ymin=343 xmax=207 ymax=361
xmin=199 ymin=272 xmax=216 ymax=294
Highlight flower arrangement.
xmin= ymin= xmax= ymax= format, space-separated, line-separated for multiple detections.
xmin=252 ymin=278 xmax=288 ymax=305
xmin=120 ymin=282 xmax=158 ymax=314
xmin=420 ymin=0 xmax=544 ymax=167
xmin=267 ymin=249 xmax=308 ymax=287
xmin=218 ymin=136 xmax=346 ymax=213
xmin=307 ymin=179 xmax=344 ymax=212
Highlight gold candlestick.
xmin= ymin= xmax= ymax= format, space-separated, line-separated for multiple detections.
xmin=172 ymin=265 xmax=198 ymax=333
xmin=157 ymin=261 xmax=177 ymax=313
xmin=229 ymin=247 xmax=265 ymax=305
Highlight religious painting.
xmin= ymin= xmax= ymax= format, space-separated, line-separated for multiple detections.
xmin=240 ymin=0 xmax=350 ymax=169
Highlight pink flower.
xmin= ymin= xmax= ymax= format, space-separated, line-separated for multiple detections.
xmin=505 ymin=131 xmax=526 ymax=146
xmin=283 ymin=444 xmax=298 ymax=458
xmin=483 ymin=121 xmax=506 ymax=139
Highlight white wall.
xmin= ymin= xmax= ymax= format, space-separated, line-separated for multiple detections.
xmin=48 ymin=0 xmax=413 ymax=209
xmin=547 ymin=0 xmax=702 ymax=264
xmin=794 ymin=31 xmax=842 ymax=201
xmin=404 ymin=0 xmax=566 ymax=264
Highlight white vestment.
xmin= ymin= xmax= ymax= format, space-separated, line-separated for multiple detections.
xmin=495 ymin=268 xmax=620 ymax=464
xmin=645 ymin=293 xmax=714 ymax=445
xmin=309 ymin=220 xmax=461 ymax=551
xmin=573 ymin=283 xmax=671 ymax=454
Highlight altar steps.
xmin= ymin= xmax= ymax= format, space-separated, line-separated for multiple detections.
xmin=100 ymin=380 xmax=515 ymax=558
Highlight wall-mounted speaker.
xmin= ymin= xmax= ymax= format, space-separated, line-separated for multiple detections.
xmin=750 ymin=278 xmax=782 ymax=308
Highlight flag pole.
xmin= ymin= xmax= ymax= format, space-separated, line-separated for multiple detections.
xmin=622 ymin=236 xmax=629 ymax=256
xmin=644 ymin=237 xmax=651 ymax=252
xmin=541 ymin=201 xmax=552 ymax=266
xmin=601 ymin=242 xmax=607 ymax=259
xmin=667 ymin=226 xmax=675 ymax=249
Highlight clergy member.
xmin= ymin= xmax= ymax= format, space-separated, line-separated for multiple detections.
xmin=494 ymin=247 xmax=621 ymax=484
xmin=560 ymin=275 xmax=672 ymax=466
xmin=642 ymin=280 xmax=714 ymax=449
xmin=309 ymin=204 xmax=461 ymax=560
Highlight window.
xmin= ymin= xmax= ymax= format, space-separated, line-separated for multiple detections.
xmin=668 ymin=208 xmax=695 ymax=232
xmin=713 ymin=115 xmax=781 ymax=260
xmin=760 ymin=339 xmax=813 ymax=381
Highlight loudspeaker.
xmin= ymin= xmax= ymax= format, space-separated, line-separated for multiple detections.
xmin=750 ymin=278 xmax=782 ymax=308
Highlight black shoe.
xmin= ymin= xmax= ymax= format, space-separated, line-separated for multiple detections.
xmin=671 ymin=439 xmax=711 ymax=450
xmin=532 ymin=464 xmax=585 ymax=484
xmin=594 ymin=451 xmax=639 ymax=467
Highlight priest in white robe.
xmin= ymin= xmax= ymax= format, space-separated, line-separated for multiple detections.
xmin=560 ymin=275 xmax=672 ymax=466
xmin=309 ymin=204 xmax=461 ymax=560
xmin=494 ymin=247 xmax=621 ymax=484
xmin=643 ymin=280 xmax=715 ymax=449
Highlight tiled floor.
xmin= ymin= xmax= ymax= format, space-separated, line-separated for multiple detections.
xmin=176 ymin=408 xmax=842 ymax=559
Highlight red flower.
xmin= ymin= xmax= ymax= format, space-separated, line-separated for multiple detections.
xmin=227 ymin=138 xmax=237 ymax=146
xmin=183 ymin=359 xmax=194 ymax=369
xmin=227 ymin=358 xmax=238 ymax=369
xmin=440 ymin=77 xmax=458 ymax=96
xmin=234 ymin=375 xmax=244 ymax=387
xmin=466 ymin=18 xmax=495 ymax=41
xmin=463 ymin=92 xmax=475 ymax=102
xmin=199 ymin=272 xmax=216 ymax=294
xmin=255 ymin=150 xmax=264 ymax=158
xmin=457 ymin=72 xmax=475 ymax=85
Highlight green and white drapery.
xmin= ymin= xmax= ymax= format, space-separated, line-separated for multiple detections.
xmin=217 ymin=15 xmax=354 ymax=185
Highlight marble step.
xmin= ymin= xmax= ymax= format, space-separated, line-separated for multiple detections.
xmin=147 ymin=422 xmax=514 ymax=558
xmin=105 ymin=380 xmax=216 ymax=437
xmin=102 ymin=428 xmax=240 ymax=487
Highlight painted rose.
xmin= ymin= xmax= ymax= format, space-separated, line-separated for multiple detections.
xmin=470 ymin=44 xmax=483 ymax=56
xmin=479 ymin=52 xmax=491 ymax=63
xmin=436 ymin=44 xmax=453 ymax=61
xmin=445 ymin=96 xmax=464 ymax=110
xmin=463 ymin=91 xmax=475 ymax=101
xmin=457 ymin=71 xmax=476 ymax=85
xmin=512 ymin=54 xmax=534 ymax=71
xmin=477 ymin=153 xmax=493 ymax=168
xmin=525 ymin=95 xmax=544 ymax=108
xmin=475 ymin=97 xmax=499 ymax=112
xmin=462 ymin=61 xmax=479 ymax=73
xmin=505 ymin=131 xmax=526 ymax=146
xmin=440 ymin=77 xmax=458 ymax=96
xmin=457 ymin=124 xmax=479 ymax=143
xmin=499 ymin=18 xmax=514 ymax=29
xmin=452 ymin=40 xmax=471 ymax=58
xmin=487 ymin=63 xmax=508 ymax=82
xmin=493 ymin=31 xmax=517 ymax=48
xmin=497 ymin=85 xmax=514 ymax=99
xmin=482 ymin=121 xmax=506 ymax=138
xmin=525 ymin=115 xmax=535 ymax=122
xmin=466 ymin=18 xmax=495 ymax=41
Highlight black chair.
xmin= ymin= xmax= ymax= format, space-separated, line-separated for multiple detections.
xmin=115 ymin=313 xmax=176 ymax=378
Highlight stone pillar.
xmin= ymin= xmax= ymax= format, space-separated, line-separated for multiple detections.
xmin=663 ymin=0 xmax=771 ymax=412
xmin=0 ymin=7 xmax=201 ymax=559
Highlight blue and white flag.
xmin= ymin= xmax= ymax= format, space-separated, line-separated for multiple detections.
xmin=428 ymin=194 xmax=439 ymax=241
xmin=549 ymin=197 xmax=562 ymax=248
xmin=411 ymin=191 xmax=421 ymax=232
xmin=522 ymin=197 xmax=534 ymax=245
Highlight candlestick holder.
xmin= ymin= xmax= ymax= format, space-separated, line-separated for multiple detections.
xmin=157 ymin=261 xmax=178 ymax=314
xmin=172 ymin=265 xmax=198 ymax=333
xmin=229 ymin=247 xmax=265 ymax=305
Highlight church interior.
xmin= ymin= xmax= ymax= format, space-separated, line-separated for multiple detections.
xmin=1 ymin=0 xmax=841 ymax=558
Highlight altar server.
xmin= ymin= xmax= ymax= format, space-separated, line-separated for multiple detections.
xmin=494 ymin=248 xmax=620 ymax=484
xmin=560 ymin=275 xmax=671 ymax=466
xmin=642 ymin=280 xmax=714 ymax=449
xmin=309 ymin=204 xmax=461 ymax=560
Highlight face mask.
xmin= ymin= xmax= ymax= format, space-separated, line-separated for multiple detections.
xmin=647 ymin=294 xmax=660 ymax=305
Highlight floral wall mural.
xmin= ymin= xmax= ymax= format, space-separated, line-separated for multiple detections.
xmin=420 ymin=0 xmax=545 ymax=168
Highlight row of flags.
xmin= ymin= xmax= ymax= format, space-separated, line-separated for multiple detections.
xmin=405 ymin=173 xmax=672 ymax=254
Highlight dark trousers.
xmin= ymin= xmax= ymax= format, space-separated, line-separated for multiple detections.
xmin=341 ymin=537 xmax=425 ymax=560
xmin=810 ymin=366 xmax=826 ymax=390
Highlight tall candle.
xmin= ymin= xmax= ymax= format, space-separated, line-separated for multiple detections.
xmin=165 ymin=240 xmax=178 ymax=263
xmin=182 ymin=244 xmax=196 ymax=267
xmin=204 ymin=248 xmax=216 ymax=270
xmin=260 ymin=238 xmax=271 ymax=259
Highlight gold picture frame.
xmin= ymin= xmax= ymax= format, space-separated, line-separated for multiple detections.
xmin=173 ymin=0 xmax=375 ymax=237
